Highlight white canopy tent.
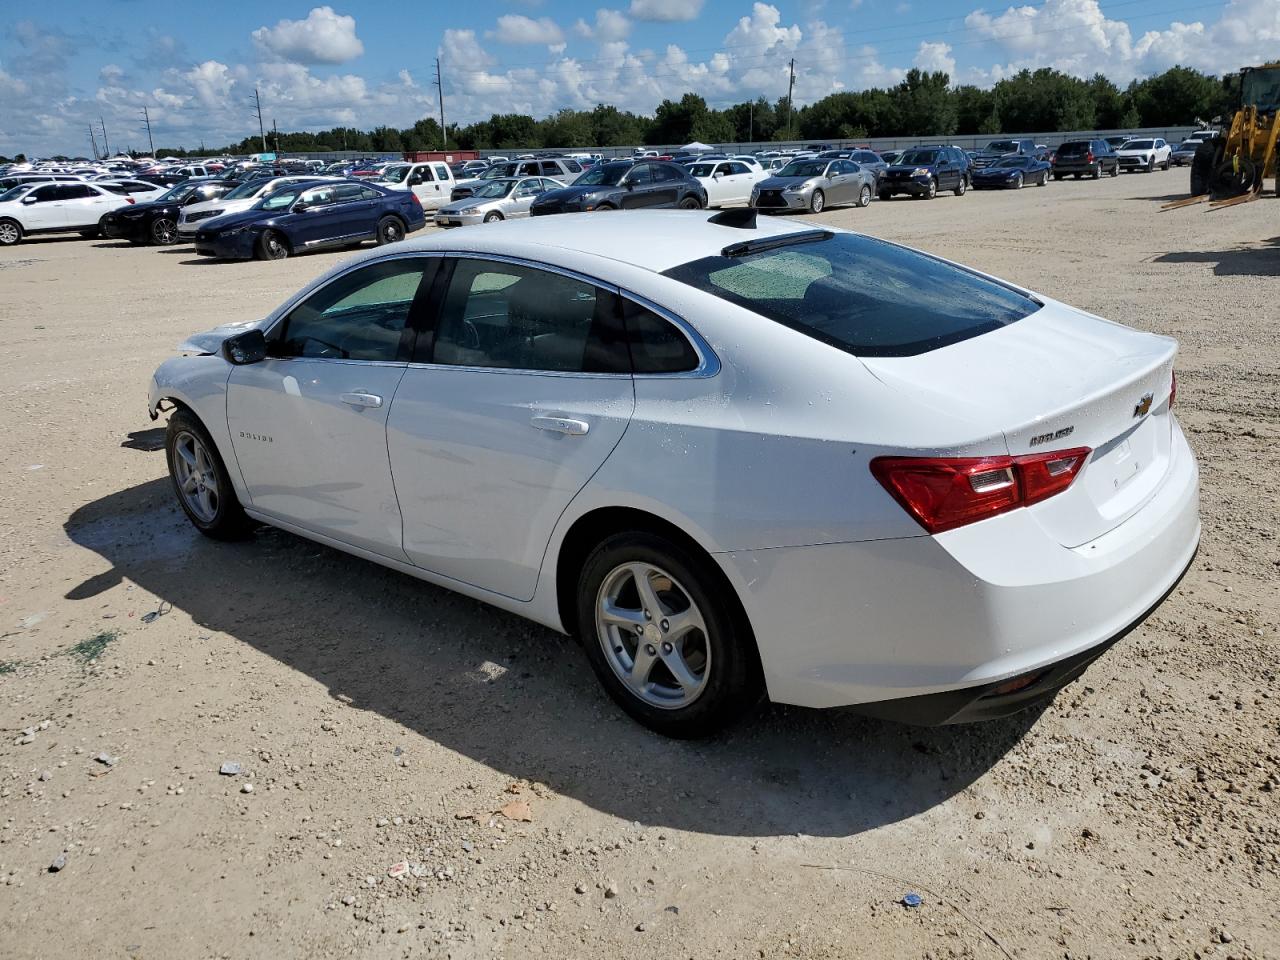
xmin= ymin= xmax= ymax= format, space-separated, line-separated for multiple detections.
xmin=681 ymin=141 xmax=713 ymax=153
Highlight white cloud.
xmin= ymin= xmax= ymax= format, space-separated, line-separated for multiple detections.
xmin=491 ymin=14 xmax=565 ymax=45
xmin=574 ymin=8 xmax=632 ymax=42
xmin=629 ymin=0 xmax=704 ymax=23
xmin=914 ymin=41 xmax=955 ymax=77
xmin=252 ymin=6 xmax=364 ymax=65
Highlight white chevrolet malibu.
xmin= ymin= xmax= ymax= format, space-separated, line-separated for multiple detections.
xmin=148 ymin=209 xmax=1199 ymax=738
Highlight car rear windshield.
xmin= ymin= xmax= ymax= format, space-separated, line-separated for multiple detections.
xmin=662 ymin=232 xmax=1039 ymax=357
xmin=1056 ymin=141 xmax=1089 ymax=154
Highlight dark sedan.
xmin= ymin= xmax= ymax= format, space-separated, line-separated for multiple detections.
xmin=193 ymin=180 xmax=424 ymax=261
xmin=101 ymin=180 xmax=236 ymax=245
xmin=970 ymin=155 xmax=1051 ymax=189
xmin=529 ymin=160 xmax=705 ymax=215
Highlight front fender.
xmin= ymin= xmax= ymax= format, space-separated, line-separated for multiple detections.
xmin=147 ymin=356 xmax=246 ymax=500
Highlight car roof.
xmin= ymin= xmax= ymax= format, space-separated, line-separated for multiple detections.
xmin=365 ymin=209 xmax=829 ymax=276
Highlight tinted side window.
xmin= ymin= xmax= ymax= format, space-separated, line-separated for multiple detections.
xmin=271 ymin=259 xmax=431 ymax=361
xmin=30 ymin=185 xmax=61 ymax=202
xmin=565 ymin=160 xmax=582 ymax=172
xmin=334 ymin=183 xmax=367 ymax=202
xmin=358 ymin=186 xmax=381 ymax=200
xmin=539 ymin=161 xmax=561 ymax=176
xmin=430 ymin=259 xmax=626 ymax=373
xmin=621 ymin=299 xmax=699 ymax=374
xmin=627 ymin=164 xmax=655 ymax=185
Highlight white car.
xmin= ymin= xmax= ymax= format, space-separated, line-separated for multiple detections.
xmin=178 ymin=176 xmax=338 ymax=239
xmin=148 ymin=211 xmax=1199 ymax=738
xmin=1117 ymin=138 xmax=1172 ymax=172
xmin=0 ymin=180 xmax=136 ymax=245
xmin=687 ymin=159 xmax=768 ymax=207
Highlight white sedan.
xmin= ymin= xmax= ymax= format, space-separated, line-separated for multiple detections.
xmin=148 ymin=211 xmax=1199 ymax=737
xmin=687 ymin=159 xmax=768 ymax=208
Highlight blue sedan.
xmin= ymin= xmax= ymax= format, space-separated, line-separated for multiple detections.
xmin=971 ymin=155 xmax=1051 ymax=189
xmin=194 ymin=180 xmax=425 ymax=260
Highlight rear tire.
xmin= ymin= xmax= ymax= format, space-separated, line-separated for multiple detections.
xmin=376 ymin=215 xmax=405 ymax=245
xmin=1091 ymin=164 xmax=1102 ymax=180
xmin=857 ymin=184 xmax=872 ymax=207
xmin=256 ymin=230 xmax=289 ymax=260
xmin=0 ymin=219 xmax=21 ymax=246
xmin=679 ymin=195 xmax=702 ymax=210
xmin=953 ymin=176 xmax=967 ymax=197
xmin=576 ymin=531 xmax=762 ymax=738
xmin=164 ymin=409 xmax=253 ymax=541
xmin=1110 ymin=162 xmax=1120 ymax=177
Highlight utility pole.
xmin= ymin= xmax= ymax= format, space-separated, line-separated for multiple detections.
xmin=99 ymin=116 xmax=110 ymax=157
xmin=785 ymin=58 xmax=796 ymax=142
xmin=89 ymin=124 xmax=100 ymax=160
xmin=140 ymin=106 xmax=155 ymax=156
xmin=253 ymin=88 xmax=266 ymax=152
xmin=748 ymin=101 xmax=754 ymax=143
xmin=272 ymin=117 xmax=279 ymax=154
xmin=434 ymin=58 xmax=447 ymax=150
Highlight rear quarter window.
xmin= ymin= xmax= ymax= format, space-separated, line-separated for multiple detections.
xmin=662 ymin=232 xmax=1039 ymax=358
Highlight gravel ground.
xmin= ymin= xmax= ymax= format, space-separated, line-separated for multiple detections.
xmin=1 ymin=169 xmax=1277 ymax=960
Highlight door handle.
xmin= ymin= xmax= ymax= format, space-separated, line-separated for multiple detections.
xmin=531 ymin=415 xmax=589 ymax=436
xmin=340 ymin=391 xmax=383 ymax=408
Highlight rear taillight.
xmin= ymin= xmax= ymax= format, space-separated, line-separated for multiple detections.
xmin=411 ymin=193 xmax=422 ymax=207
xmin=126 ymin=197 xmax=136 ymax=204
xmin=1085 ymin=152 xmax=1094 ymax=162
xmin=871 ymin=447 xmax=1091 ymax=534
xmin=1169 ymin=370 xmax=1177 ymax=409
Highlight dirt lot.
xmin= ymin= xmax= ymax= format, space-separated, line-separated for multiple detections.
xmin=1 ymin=170 xmax=1277 ymax=960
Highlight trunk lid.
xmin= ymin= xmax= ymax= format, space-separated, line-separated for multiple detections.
xmin=861 ymin=300 xmax=1177 ymax=546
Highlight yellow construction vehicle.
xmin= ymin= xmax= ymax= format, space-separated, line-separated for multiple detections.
xmin=1163 ymin=62 xmax=1280 ymax=210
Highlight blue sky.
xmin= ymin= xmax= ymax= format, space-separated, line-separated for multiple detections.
xmin=1 ymin=0 xmax=1272 ymax=155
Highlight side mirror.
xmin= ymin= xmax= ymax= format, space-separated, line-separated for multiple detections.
xmin=223 ymin=328 xmax=267 ymax=365
xmin=712 ymin=171 xmax=723 ymax=179
xmin=21 ymin=197 xmax=36 ymax=204
xmin=293 ymin=202 xmax=309 ymax=212
xmin=622 ymin=180 xmax=634 ymax=190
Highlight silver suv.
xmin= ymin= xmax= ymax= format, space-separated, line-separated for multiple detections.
xmin=452 ymin=158 xmax=583 ymax=200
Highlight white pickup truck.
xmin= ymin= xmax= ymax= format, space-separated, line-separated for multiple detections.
xmin=370 ymin=161 xmax=457 ymax=210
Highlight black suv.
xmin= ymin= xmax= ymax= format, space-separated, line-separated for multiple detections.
xmin=530 ymin=160 xmax=705 ymax=215
xmin=1051 ymin=139 xmax=1119 ymax=179
xmin=878 ymin=145 xmax=970 ymax=199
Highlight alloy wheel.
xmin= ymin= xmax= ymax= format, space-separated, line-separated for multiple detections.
xmin=0 ymin=222 xmax=20 ymax=245
xmin=153 ymin=218 xmax=176 ymax=244
xmin=595 ymin=561 xmax=711 ymax=710
xmin=172 ymin=430 xmax=220 ymax=524
xmin=382 ymin=220 xmax=404 ymax=243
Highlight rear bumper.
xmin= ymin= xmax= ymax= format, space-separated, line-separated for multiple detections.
xmin=852 ymin=542 xmax=1196 ymax=724
xmin=718 ymin=419 xmax=1200 ymax=714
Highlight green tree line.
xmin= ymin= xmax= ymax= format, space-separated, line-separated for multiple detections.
xmin=7 ymin=64 xmax=1238 ymax=161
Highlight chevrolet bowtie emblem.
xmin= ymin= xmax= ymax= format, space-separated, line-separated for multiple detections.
xmin=1133 ymin=392 xmax=1153 ymax=418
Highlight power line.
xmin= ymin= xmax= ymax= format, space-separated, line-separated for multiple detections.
xmin=439 ymin=0 xmax=1223 ymax=89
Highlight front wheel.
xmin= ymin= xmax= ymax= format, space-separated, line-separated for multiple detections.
xmin=165 ymin=409 xmax=253 ymax=540
xmin=482 ymin=211 xmax=503 ymax=223
xmin=577 ymin=531 xmax=762 ymax=738
xmin=953 ymin=176 xmax=967 ymax=197
xmin=256 ymin=230 xmax=289 ymax=260
xmin=857 ymin=184 xmax=872 ymax=207
xmin=809 ymin=189 xmax=825 ymax=213
xmin=150 ymin=217 xmax=177 ymax=245
xmin=375 ymin=216 xmax=405 ymax=245
xmin=925 ymin=177 xmax=937 ymax=199
xmin=1146 ymin=157 xmax=1155 ymax=173
xmin=0 ymin=219 xmax=21 ymax=246
xmin=1012 ymin=172 xmax=1024 ymax=189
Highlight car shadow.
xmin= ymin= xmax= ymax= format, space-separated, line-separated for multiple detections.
xmin=64 ymin=476 xmax=1044 ymax=839
xmin=120 ymin=427 xmax=167 ymax=451
xmin=1151 ymin=238 xmax=1280 ymax=277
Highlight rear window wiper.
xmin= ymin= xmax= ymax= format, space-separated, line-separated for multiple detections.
xmin=721 ymin=229 xmax=832 ymax=258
